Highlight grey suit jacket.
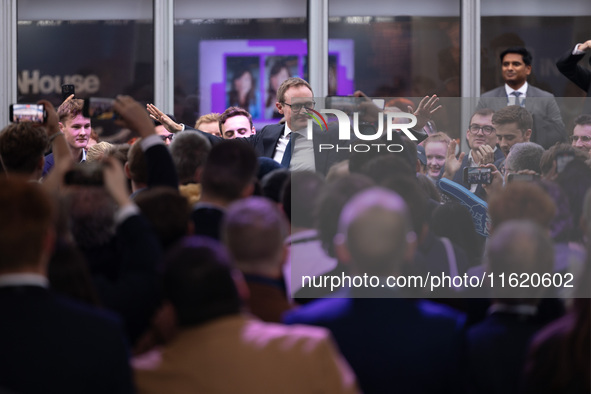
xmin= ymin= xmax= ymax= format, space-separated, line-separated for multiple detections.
xmin=476 ymin=85 xmax=567 ymax=149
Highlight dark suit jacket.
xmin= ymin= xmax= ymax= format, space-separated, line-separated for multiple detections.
xmin=0 ymin=285 xmax=134 ymax=394
xmin=556 ymin=48 xmax=591 ymax=114
xmin=191 ymin=123 xmax=349 ymax=176
xmin=284 ymin=291 xmax=466 ymax=394
xmin=476 ymin=85 xmax=567 ymax=149
xmin=190 ymin=205 xmax=225 ymax=240
xmin=452 ymin=147 xmax=505 ymax=200
xmin=467 ymin=311 xmax=545 ymax=394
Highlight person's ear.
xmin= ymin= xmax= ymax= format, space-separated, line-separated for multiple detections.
xmin=276 ymin=101 xmax=284 ymax=115
xmin=524 ymin=129 xmax=532 ymax=141
xmin=124 ymin=162 xmax=132 ymax=180
xmin=58 ymin=122 xmax=65 ymax=132
xmin=525 ymin=65 xmax=532 ymax=76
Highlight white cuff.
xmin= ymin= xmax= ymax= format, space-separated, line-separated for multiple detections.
xmin=115 ymin=203 xmax=140 ymax=226
xmin=573 ymin=43 xmax=585 ymax=55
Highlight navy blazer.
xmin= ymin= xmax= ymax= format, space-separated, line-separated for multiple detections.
xmin=284 ymin=292 xmax=467 ymax=394
xmin=0 ymin=286 xmax=134 ymax=394
xmin=476 ymin=85 xmax=567 ymax=149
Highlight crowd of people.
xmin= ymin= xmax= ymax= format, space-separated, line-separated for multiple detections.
xmin=0 ymin=41 xmax=590 ymax=394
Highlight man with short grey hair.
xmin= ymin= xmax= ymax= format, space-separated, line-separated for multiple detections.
xmin=504 ymin=141 xmax=545 ymax=177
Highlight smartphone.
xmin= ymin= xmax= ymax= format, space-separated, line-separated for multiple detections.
xmin=64 ymin=162 xmax=104 ymax=186
xmin=61 ymin=84 xmax=75 ymax=101
xmin=83 ymin=98 xmax=118 ymax=120
xmin=9 ymin=104 xmax=46 ymax=124
xmin=463 ymin=167 xmax=492 ymax=185
xmin=507 ymin=173 xmax=540 ymax=183
xmin=556 ymin=152 xmax=574 ymax=173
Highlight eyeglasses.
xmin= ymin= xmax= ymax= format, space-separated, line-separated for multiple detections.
xmin=282 ymin=101 xmax=316 ymax=112
xmin=469 ymin=124 xmax=495 ymax=135
xmin=160 ymin=134 xmax=174 ymax=141
xmin=570 ymin=135 xmax=591 ymax=143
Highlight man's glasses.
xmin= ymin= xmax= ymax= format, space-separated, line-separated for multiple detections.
xmin=160 ymin=134 xmax=173 ymax=141
xmin=570 ymin=135 xmax=591 ymax=143
xmin=282 ymin=101 xmax=316 ymax=112
xmin=469 ymin=124 xmax=495 ymax=135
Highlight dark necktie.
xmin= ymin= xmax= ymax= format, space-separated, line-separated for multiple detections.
xmin=281 ymin=133 xmax=293 ymax=168
xmin=510 ymin=91 xmax=524 ymax=107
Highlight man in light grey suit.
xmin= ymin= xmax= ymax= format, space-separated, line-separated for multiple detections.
xmin=476 ymin=47 xmax=566 ymax=150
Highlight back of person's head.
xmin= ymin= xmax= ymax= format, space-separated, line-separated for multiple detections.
xmin=505 ymin=142 xmax=544 ymax=174
xmin=201 ymin=140 xmax=258 ymax=202
xmin=57 ymin=98 xmax=84 ymax=123
xmin=348 ymin=133 xmax=406 ymax=174
xmin=316 ymin=174 xmax=374 ymax=258
xmin=500 ymin=46 xmax=533 ymax=66
xmin=431 ymin=202 xmax=482 ymax=264
xmin=134 ymin=187 xmax=191 ymax=250
xmin=219 ymin=106 xmax=254 ymax=130
xmin=416 ymin=173 xmax=441 ymax=203
xmin=282 ymin=171 xmax=324 ymax=227
xmin=223 ymin=197 xmax=288 ymax=276
xmin=492 ymin=105 xmax=533 ymax=132
xmin=276 ymin=77 xmax=313 ymax=103
xmin=126 ymin=139 xmax=147 ymax=185
xmin=336 ymin=187 xmax=414 ymax=276
xmin=261 ymin=168 xmax=290 ymax=204
xmin=540 ymin=143 xmax=587 ymax=177
xmin=0 ymin=123 xmax=48 ymax=175
xmin=86 ymin=141 xmax=114 ymax=163
xmin=0 ymin=178 xmax=54 ymax=272
xmin=486 ymin=220 xmax=553 ymax=300
xmin=488 ymin=182 xmax=556 ymax=233
xmin=555 ymin=158 xmax=591 ymax=241
xmin=536 ymin=179 xmax=574 ymax=242
xmin=169 ymin=130 xmax=211 ymax=185
xmin=163 ymin=236 xmax=242 ymax=327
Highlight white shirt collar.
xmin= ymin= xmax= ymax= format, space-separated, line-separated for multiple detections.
xmin=283 ymin=123 xmax=292 ymax=138
xmin=505 ymin=81 xmax=528 ymax=98
xmin=0 ymin=273 xmax=49 ymax=288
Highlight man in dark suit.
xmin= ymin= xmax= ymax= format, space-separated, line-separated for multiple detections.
xmin=476 ymin=47 xmax=566 ymax=149
xmin=0 ymin=177 xmax=134 ymax=394
xmin=284 ymin=188 xmax=466 ymax=394
xmin=556 ymin=39 xmax=591 ymax=114
xmin=444 ymin=108 xmax=504 ymax=200
xmin=148 ymin=78 xmax=348 ymax=176
xmin=467 ymin=220 xmax=554 ymax=394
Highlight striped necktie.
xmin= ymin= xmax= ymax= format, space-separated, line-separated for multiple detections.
xmin=510 ymin=91 xmax=524 ymax=107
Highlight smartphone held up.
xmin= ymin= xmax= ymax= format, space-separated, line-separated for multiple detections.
xmin=9 ymin=104 xmax=47 ymax=124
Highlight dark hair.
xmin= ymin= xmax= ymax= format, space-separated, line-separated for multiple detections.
xmin=555 ymin=159 xmax=591 ymax=242
xmin=0 ymin=178 xmax=54 ymax=271
xmin=219 ymin=106 xmax=254 ymax=131
xmin=574 ymin=114 xmax=591 ymax=127
xmin=0 ymin=123 xmax=48 ymax=174
xmin=500 ymin=47 xmax=532 ymax=66
xmin=470 ymin=108 xmax=495 ymax=126
xmin=135 ymin=187 xmax=191 ymax=250
xmin=201 ymin=140 xmax=258 ymax=202
xmin=127 ymin=139 xmax=147 ymax=184
xmin=492 ymin=105 xmax=533 ymax=133
xmin=261 ymin=168 xmax=290 ymax=204
xmin=169 ymin=130 xmax=211 ymax=185
xmin=229 ymin=69 xmax=256 ymax=110
xmin=163 ymin=236 xmax=241 ymax=327
xmin=540 ymin=143 xmax=587 ymax=177
xmin=431 ymin=202 xmax=483 ymax=267
xmin=316 ymin=174 xmax=374 ymax=257
xmin=266 ymin=61 xmax=291 ymax=108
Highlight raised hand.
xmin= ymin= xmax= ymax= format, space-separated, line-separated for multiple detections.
xmin=146 ymin=103 xmax=182 ymax=132
xmin=442 ymin=139 xmax=465 ymax=180
xmin=409 ymin=95 xmax=442 ymax=130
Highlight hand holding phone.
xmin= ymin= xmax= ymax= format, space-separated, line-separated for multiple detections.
xmin=463 ymin=167 xmax=492 ymax=185
xmin=61 ymin=84 xmax=75 ymax=102
xmin=9 ymin=104 xmax=46 ymax=124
